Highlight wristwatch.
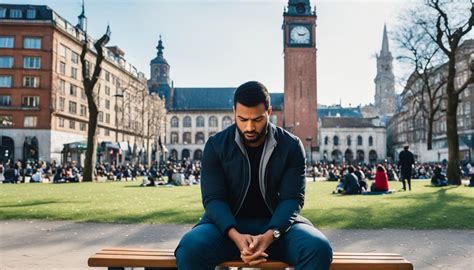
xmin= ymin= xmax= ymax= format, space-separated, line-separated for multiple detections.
xmin=272 ymin=228 xmax=281 ymax=241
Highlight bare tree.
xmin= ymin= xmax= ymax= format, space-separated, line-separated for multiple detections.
xmin=400 ymin=0 xmax=473 ymax=184
xmin=80 ymin=26 xmax=111 ymax=182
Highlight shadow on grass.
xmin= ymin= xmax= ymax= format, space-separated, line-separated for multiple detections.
xmin=306 ymin=188 xmax=473 ymax=229
xmin=0 ymin=199 xmax=60 ymax=208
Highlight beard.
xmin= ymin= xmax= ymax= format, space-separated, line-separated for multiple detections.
xmin=237 ymin=122 xmax=268 ymax=144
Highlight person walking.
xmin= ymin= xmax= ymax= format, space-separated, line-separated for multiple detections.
xmin=175 ymin=81 xmax=332 ymax=270
xmin=398 ymin=144 xmax=415 ymax=191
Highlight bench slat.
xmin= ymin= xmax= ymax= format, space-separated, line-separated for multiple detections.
xmin=88 ymin=248 xmax=413 ymax=270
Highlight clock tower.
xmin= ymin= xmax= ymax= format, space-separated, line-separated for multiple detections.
xmin=283 ymin=0 xmax=318 ymax=153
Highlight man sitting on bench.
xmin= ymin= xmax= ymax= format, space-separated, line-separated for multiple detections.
xmin=175 ymin=81 xmax=333 ymax=269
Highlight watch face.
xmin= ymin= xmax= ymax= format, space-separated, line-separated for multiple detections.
xmin=290 ymin=25 xmax=310 ymax=45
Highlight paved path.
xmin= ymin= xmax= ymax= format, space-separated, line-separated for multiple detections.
xmin=0 ymin=220 xmax=472 ymax=269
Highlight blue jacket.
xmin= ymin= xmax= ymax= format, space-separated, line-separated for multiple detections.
xmin=197 ymin=123 xmax=312 ymax=235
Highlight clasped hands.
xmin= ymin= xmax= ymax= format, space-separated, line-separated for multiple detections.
xmin=228 ymin=227 xmax=274 ymax=266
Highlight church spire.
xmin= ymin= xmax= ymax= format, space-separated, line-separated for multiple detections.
xmin=77 ymin=0 xmax=87 ymax=32
xmin=156 ymin=35 xmax=164 ymax=58
xmin=380 ymin=24 xmax=390 ymax=56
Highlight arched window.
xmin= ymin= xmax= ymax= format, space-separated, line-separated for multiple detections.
xmin=357 ymin=135 xmax=363 ymax=146
xmin=196 ymin=116 xmax=205 ymax=127
xmin=193 ymin=149 xmax=203 ymax=160
xmin=183 ymin=116 xmax=192 ymax=128
xmin=195 ymin=132 xmax=205 ymax=144
xmin=333 ymin=136 xmax=339 ymax=146
xmin=170 ymin=116 xmax=179 ymax=128
xmin=222 ymin=116 xmax=233 ymax=129
xmin=183 ymin=132 xmax=192 ymax=144
xmin=170 ymin=149 xmax=178 ymax=160
xmin=369 ymin=150 xmax=378 ymax=163
xmin=346 ymin=135 xmax=352 ymax=146
xmin=209 ymin=116 xmax=218 ymax=127
xmin=324 ymin=136 xmax=329 ymax=145
xmin=182 ymin=149 xmax=190 ymax=160
xmin=368 ymin=136 xmax=373 ymax=146
xmin=170 ymin=132 xmax=178 ymax=144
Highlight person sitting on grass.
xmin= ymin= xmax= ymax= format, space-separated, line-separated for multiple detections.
xmin=355 ymin=166 xmax=368 ymax=192
xmin=371 ymin=164 xmax=389 ymax=192
xmin=431 ymin=166 xmax=448 ymax=187
xmin=343 ymin=166 xmax=360 ymax=195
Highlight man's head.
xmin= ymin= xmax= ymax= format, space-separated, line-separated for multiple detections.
xmin=403 ymin=144 xmax=409 ymax=150
xmin=233 ymin=81 xmax=272 ymax=146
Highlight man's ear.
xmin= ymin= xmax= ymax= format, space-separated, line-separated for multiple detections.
xmin=267 ymin=106 xmax=273 ymax=116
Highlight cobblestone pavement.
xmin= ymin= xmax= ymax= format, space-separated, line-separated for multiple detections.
xmin=0 ymin=220 xmax=472 ymax=269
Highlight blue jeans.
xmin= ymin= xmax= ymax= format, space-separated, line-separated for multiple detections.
xmin=175 ymin=218 xmax=332 ymax=270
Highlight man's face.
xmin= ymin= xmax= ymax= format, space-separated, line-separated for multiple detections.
xmin=234 ymin=102 xmax=272 ymax=146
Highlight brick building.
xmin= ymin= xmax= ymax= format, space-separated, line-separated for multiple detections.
xmin=0 ymin=4 xmax=166 ymax=165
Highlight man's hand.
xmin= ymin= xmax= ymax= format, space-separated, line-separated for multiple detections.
xmin=240 ymin=229 xmax=274 ymax=266
xmin=227 ymin=228 xmax=256 ymax=256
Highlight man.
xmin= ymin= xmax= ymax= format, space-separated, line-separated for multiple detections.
xmin=342 ymin=166 xmax=360 ymax=195
xmin=175 ymin=81 xmax=332 ymax=269
xmin=398 ymin=144 xmax=415 ymax=191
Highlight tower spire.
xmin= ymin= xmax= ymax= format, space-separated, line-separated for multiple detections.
xmin=77 ymin=0 xmax=87 ymax=32
xmin=156 ymin=35 xmax=164 ymax=58
xmin=381 ymin=24 xmax=390 ymax=56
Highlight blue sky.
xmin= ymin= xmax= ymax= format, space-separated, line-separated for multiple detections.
xmin=12 ymin=0 xmax=413 ymax=107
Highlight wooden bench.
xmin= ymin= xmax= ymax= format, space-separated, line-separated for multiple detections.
xmin=88 ymin=247 xmax=413 ymax=270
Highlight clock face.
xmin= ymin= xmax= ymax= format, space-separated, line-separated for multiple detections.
xmin=290 ymin=25 xmax=310 ymax=45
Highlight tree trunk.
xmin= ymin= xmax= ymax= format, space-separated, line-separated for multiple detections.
xmin=83 ymin=101 xmax=98 ymax=181
xmin=446 ymin=59 xmax=461 ymax=185
xmin=427 ymin=112 xmax=434 ymax=150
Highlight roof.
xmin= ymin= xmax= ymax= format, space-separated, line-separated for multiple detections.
xmin=320 ymin=117 xmax=383 ymax=128
xmin=318 ymin=105 xmax=362 ymax=118
xmin=0 ymin=4 xmax=53 ymax=21
xmin=153 ymin=87 xmax=284 ymax=111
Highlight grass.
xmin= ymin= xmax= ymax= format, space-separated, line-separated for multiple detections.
xmin=0 ymin=180 xmax=472 ymax=229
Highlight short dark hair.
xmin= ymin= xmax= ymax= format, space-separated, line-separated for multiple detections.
xmin=347 ymin=166 xmax=355 ymax=173
xmin=234 ymin=81 xmax=271 ymax=110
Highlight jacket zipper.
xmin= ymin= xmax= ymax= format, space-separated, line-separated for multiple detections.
xmin=234 ymin=144 xmax=252 ymax=216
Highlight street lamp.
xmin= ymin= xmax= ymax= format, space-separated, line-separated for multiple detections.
xmin=306 ymin=137 xmax=313 ymax=165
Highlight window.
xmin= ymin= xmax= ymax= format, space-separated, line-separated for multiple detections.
xmin=23 ymin=56 xmax=41 ymax=69
xmin=209 ymin=116 xmax=218 ymax=127
xmin=0 ymin=56 xmax=14 ymax=68
xmin=195 ymin=132 xmax=205 ymax=144
xmin=0 ymin=36 xmax=14 ymax=48
xmin=71 ymin=67 xmax=78 ymax=79
xmin=70 ymin=84 xmax=77 ymax=96
xmin=10 ymin=9 xmax=22 ymax=18
xmin=98 ymin=111 xmax=103 ymax=122
xmin=0 ymin=76 xmax=12 ymax=87
xmin=26 ymin=9 xmax=36 ymax=19
xmin=222 ymin=116 xmax=232 ymax=129
xmin=105 ymin=99 xmax=110 ymax=109
xmin=80 ymin=88 xmax=86 ymax=100
xmin=59 ymin=79 xmax=65 ymax=94
xmin=23 ymin=76 xmax=40 ymax=88
xmin=69 ymin=101 xmax=77 ymax=114
xmin=347 ymin=136 xmax=351 ymax=146
xmin=58 ymin=97 xmax=65 ymax=111
xmin=368 ymin=136 xmax=374 ymax=147
xmin=58 ymin=117 xmax=64 ymax=127
xmin=183 ymin=116 xmax=192 ymax=127
xmin=23 ymin=37 xmax=41 ymax=49
xmin=0 ymin=95 xmax=11 ymax=106
xmin=80 ymin=104 xmax=87 ymax=117
xmin=104 ymin=129 xmax=110 ymax=136
xmin=105 ymin=71 xmax=110 ymax=81
xmin=183 ymin=132 xmax=192 ymax=144
xmin=105 ymin=113 xmax=110 ymax=124
xmin=0 ymin=8 xmax=6 ymax=18
xmin=0 ymin=115 xmax=13 ymax=127
xmin=22 ymin=96 xmax=39 ymax=107
xmin=324 ymin=136 xmax=328 ymax=145
xmin=59 ymin=62 xmax=66 ymax=74
xmin=196 ymin=116 xmax=205 ymax=127
xmin=59 ymin=44 xmax=67 ymax=57
xmin=71 ymin=52 xmax=79 ymax=63
xmin=80 ymin=122 xmax=86 ymax=131
xmin=105 ymin=86 xmax=110 ymax=95
xmin=170 ymin=116 xmax=179 ymax=127
xmin=171 ymin=132 xmax=178 ymax=144
xmin=24 ymin=116 xmax=37 ymax=127
xmin=333 ymin=136 xmax=339 ymax=146
xmin=69 ymin=120 xmax=76 ymax=129
xmin=357 ymin=135 xmax=363 ymax=146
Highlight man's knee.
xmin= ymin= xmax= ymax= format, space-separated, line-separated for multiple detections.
xmin=175 ymin=230 xmax=205 ymax=261
xmin=308 ymin=234 xmax=333 ymax=262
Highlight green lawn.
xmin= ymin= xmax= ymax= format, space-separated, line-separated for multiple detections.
xmin=0 ymin=180 xmax=472 ymax=229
